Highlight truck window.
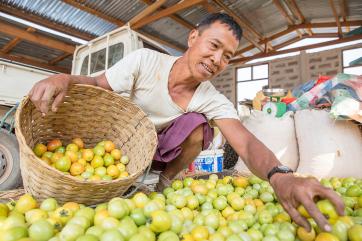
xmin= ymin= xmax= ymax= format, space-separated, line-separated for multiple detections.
xmin=108 ymin=42 xmax=124 ymax=68
xmin=80 ymin=56 xmax=89 ymax=75
xmin=91 ymin=48 xmax=106 ymax=74
xmin=79 ymin=42 xmax=124 ymax=75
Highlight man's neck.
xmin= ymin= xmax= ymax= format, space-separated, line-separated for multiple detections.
xmin=168 ymin=56 xmax=200 ymax=92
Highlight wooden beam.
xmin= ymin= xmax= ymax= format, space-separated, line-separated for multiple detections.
xmin=340 ymin=0 xmax=348 ymax=22
xmin=298 ymin=20 xmax=362 ymax=28
xmin=141 ymin=0 xmax=194 ymax=29
xmin=340 ymin=0 xmax=349 ymax=31
xmin=231 ymin=34 xmax=362 ymax=64
xmin=212 ymin=0 xmax=264 ymax=52
xmin=285 ymin=0 xmax=305 ymax=23
xmin=0 ymin=21 xmax=75 ymax=53
xmin=306 ymin=28 xmax=313 ymax=36
xmin=0 ymin=52 xmax=69 ymax=73
xmin=272 ymin=0 xmax=303 ymax=37
xmin=234 ymin=20 xmax=362 ymax=56
xmin=272 ymin=35 xmax=302 ymax=50
xmin=329 ymin=0 xmax=343 ymax=36
xmin=133 ymin=0 xmax=204 ymax=29
xmin=129 ymin=0 xmax=168 ymax=26
xmin=308 ymin=33 xmax=340 ymax=38
xmin=213 ymin=0 xmax=262 ymax=39
xmin=273 ymin=0 xmax=295 ymax=25
xmin=61 ymin=0 xmax=125 ymax=25
xmin=48 ymin=53 xmax=72 ymax=65
xmin=201 ymin=2 xmax=218 ymax=13
xmin=1 ymin=27 xmax=35 ymax=54
xmin=272 ymin=33 xmax=339 ymax=50
xmin=0 ymin=3 xmax=94 ymax=41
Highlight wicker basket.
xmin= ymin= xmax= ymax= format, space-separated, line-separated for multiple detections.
xmin=15 ymin=84 xmax=158 ymax=205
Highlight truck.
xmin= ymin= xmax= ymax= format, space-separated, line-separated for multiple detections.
xmin=0 ymin=25 xmax=171 ymax=190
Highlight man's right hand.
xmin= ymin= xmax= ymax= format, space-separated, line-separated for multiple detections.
xmin=29 ymin=73 xmax=71 ymax=115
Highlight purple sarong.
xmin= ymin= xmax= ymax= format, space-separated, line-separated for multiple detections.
xmin=152 ymin=112 xmax=214 ymax=168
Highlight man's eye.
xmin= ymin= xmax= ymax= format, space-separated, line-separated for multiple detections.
xmin=211 ymin=42 xmax=218 ymax=48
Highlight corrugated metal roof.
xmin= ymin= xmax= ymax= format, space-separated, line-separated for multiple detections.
xmin=0 ymin=0 xmax=361 ymax=72
xmin=2 ymin=0 xmax=117 ymax=36
xmin=145 ymin=18 xmax=189 ymax=46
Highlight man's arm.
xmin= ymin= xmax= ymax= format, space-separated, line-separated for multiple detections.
xmin=214 ymin=118 xmax=281 ymax=179
xmin=214 ymin=118 xmax=345 ymax=232
xmin=29 ymin=73 xmax=111 ymax=115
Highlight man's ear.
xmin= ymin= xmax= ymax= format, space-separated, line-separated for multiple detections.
xmin=188 ymin=29 xmax=199 ymax=48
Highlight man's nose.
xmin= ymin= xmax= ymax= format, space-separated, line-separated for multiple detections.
xmin=211 ymin=51 xmax=222 ymax=66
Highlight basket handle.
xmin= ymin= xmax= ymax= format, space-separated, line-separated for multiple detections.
xmin=122 ymin=163 xmax=153 ymax=199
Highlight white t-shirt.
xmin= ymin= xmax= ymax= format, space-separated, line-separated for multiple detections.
xmin=105 ymin=48 xmax=239 ymax=131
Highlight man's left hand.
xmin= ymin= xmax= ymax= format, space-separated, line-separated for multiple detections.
xmin=270 ymin=173 xmax=345 ymax=232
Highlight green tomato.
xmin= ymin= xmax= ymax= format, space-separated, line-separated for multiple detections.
xmin=262 ymin=235 xmax=279 ymax=241
xmin=263 ymin=223 xmax=279 ymax=236
xmin=228 ymin=220 xmax=247 ymax=233
xmin=108 ymin=199 xmax=129 ymax=219
xmin=143 ymin=201 xmax=162 ymax=218
xmin=40 ymin=198 xmax=58 ymax=212
xmin=101 ymin=229 xmax=124 ymax=241
xmin=348 ymin=224 xmax=362 ymax=241
xmin=277 ymin=229 xmax=294 ymax=241
xmin=130 ymin=208 xmax=147 ymax=226
xmin=157 ymin=231 xmax=179 ymax=241
xmin=332 ymin=220 xmax=348 ymax=241
xmin=247 ymin=228 xmax=263 ymax=241
xmin=169 ymin=214 xmax=182 ymax=234
xmin=0 ymin=226 xmax=28 ymax=241
xmin=138 ymin=226 xmax=156 ymax=241
xmin=205 ymin=213 xmax=220 ymax=230
xmin=258 ymin=210 xmax=273 ymax=225
xmin=260 ymin=192 xmax=274 ymax=203
xmin=172 ymin=180 xmax=184 ymax=190
xmin=118 ymin=217 xmax=138 ymax=239
xmin=76 ymin=234 xmax=99 ymax=241
xmin=68 ymin=216 xmax=91 ymax=230
xmin=85 ymin=226 xmax=104 ymax=238
xmin=29 ymin=219 xmax=54 ymax=241
xmin=75 ymin=207 xmax=95 ymax=223
xmin=60 ymin=223 xmax=84 ymax=241
xmin=213 ymin=197 xmax=228 ymax=211
xmin=149 ymin=210 xmax=171 ymax=233
xmin=226 ymin=234 xmax=241 ymax=241
xmin=201 ymin=202 xmax=214 ymax=211
xmin=248 ymin=175 xmax=262 ymax=185
xmin=195 ymin=193 xmax=206 ymax=205
xmin=99 ymin=217 xmax=120 ymax=230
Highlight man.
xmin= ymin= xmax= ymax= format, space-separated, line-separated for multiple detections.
xmin=29 ymin=13 xmax=344 ymax=232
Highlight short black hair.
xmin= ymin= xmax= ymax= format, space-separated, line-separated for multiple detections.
xmin=196 ymin=13 xmax=242 ymax=42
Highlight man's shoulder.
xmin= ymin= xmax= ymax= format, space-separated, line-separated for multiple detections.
xmin=199 ymin=81 xmax=218 ymax=93
xmin=137 ymin=48 xmax=171 ymax=58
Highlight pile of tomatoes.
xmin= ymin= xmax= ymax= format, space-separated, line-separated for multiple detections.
xmin=1 ymin=174 xmax=362 ymax=241
xmin=32 ymin=138 xmax=130 ymax=181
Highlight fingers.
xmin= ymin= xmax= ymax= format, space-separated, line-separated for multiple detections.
xmin=52 ymin=91 xmax=66 ymax=112
xmin=301 ymin=198 xmax=331 ymax=232
xmin=318 ymin=186 xmax=345 ymax=216
xmin=39 ymin=87 xmax=55 ymax=114
xmin=284 ymin=203 xmax=311 ymax=231
xmin=29 ymin=86 xmax=46 ymax=113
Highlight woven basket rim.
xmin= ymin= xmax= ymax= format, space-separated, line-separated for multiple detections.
xmin=15 ymin=84 xmax=158 ymax=183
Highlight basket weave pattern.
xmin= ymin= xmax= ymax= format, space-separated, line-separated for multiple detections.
xmin=15 ymin=84 xmax=157 ymax=205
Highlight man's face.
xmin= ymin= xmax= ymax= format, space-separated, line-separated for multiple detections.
xmin=187 ymin=21 xmax=239 ymax=81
